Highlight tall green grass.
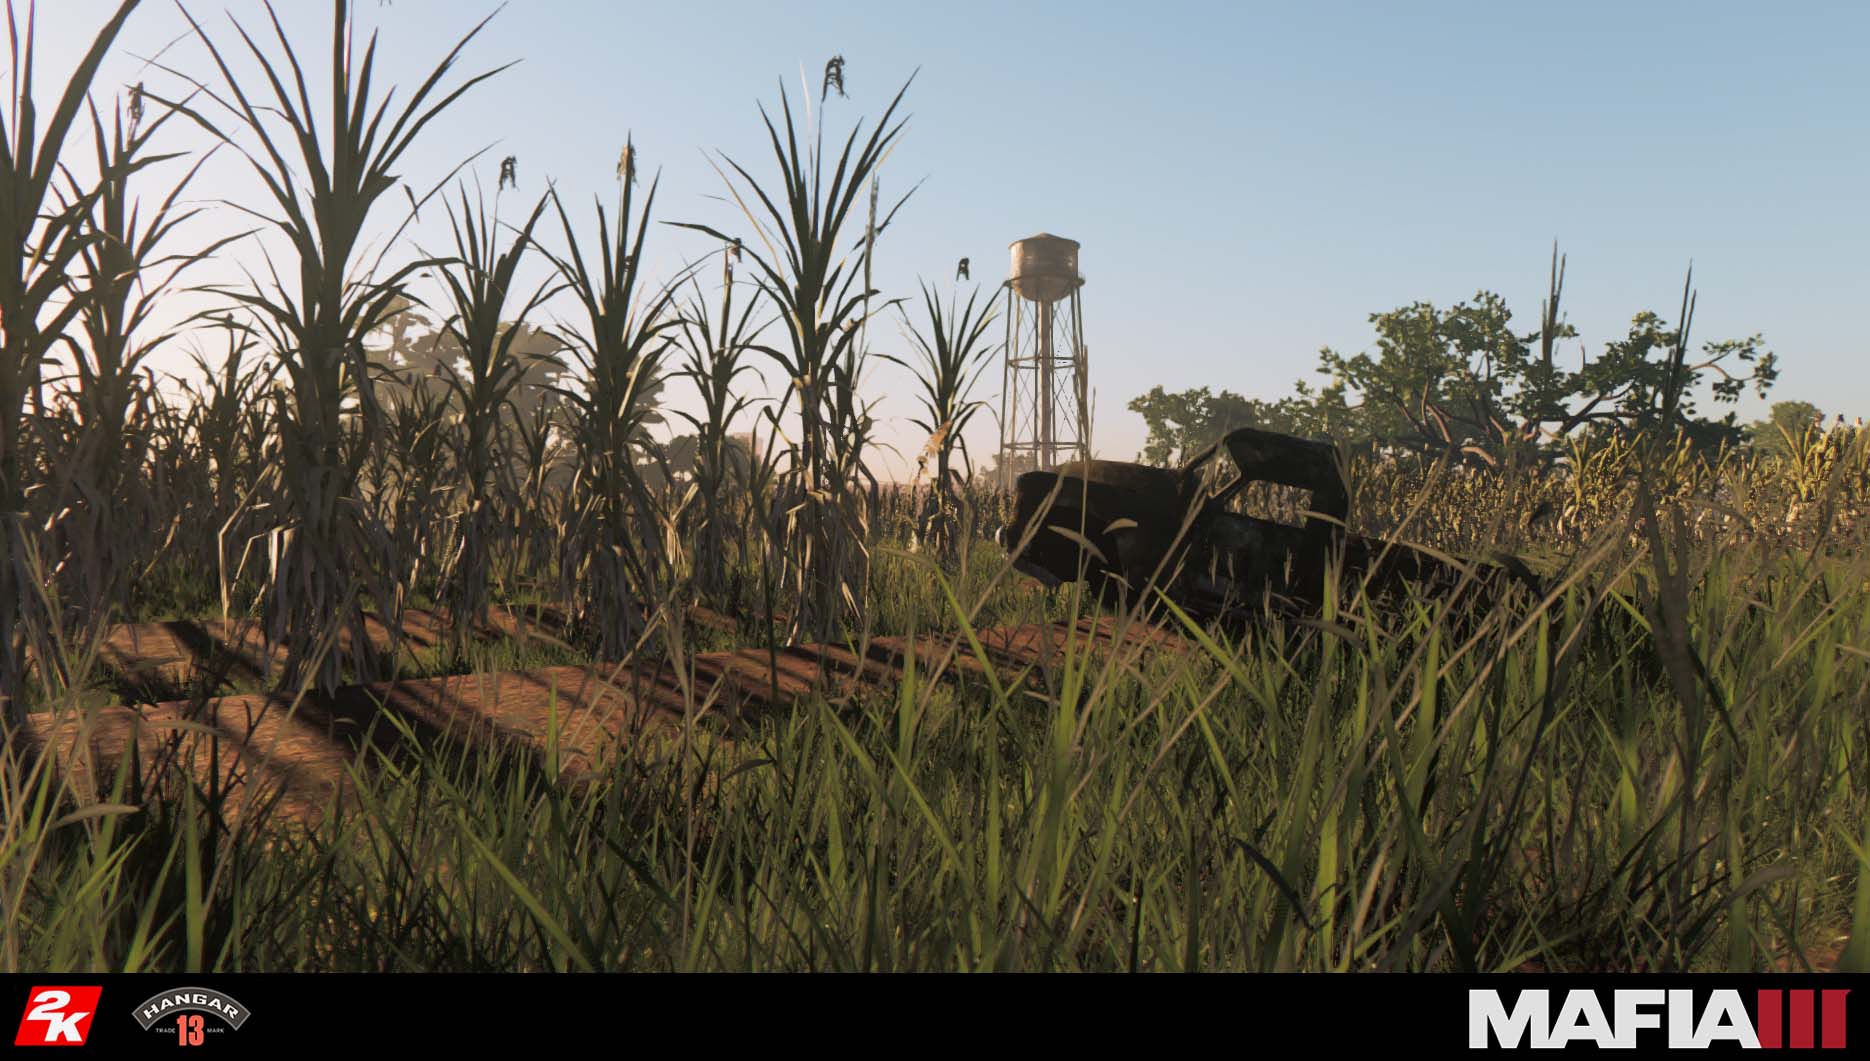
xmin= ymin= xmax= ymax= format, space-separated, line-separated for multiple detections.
xmin=6 ymin=511 xmax=1864 ymax=971
xmin=886 ymin=281 xmax=999 ymax=563
xmin=0 ymin=0 xmax=142 ymax=723
xmin=541 ymin=144 xmax=686 ymax=660
xmin=0 ymin=0 xmax=1863 ymax=976
xmin=163 ymin=0 xmax=507 ymax=692
xmin=676 ymin=75 xmax=915 ymax=644
xmin=428 ymin=185 xmax=556 ymax=644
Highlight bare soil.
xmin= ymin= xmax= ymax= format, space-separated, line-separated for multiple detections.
xmin=86 ymin=604 xmax=580 ymax=694
xmin=21 ymin=615 xmax=1180 ymax=828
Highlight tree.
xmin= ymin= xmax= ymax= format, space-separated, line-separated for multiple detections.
xmin=1746 ymin=400 xmax=1823 ymax=457
xmin=501 ymin=322 xmax=574 ymax=425
xmin=639 ymin=431 xmax=752 ymax=491
xmin=1126 ymin=386 xmax=1306 ymax=466
xmin=369 ymin=295 xmax=450 ymax=401
xmin=1316 ymin=256 xmax=1774 ymax=457
xmin=981 ymin=448 xmax=1039 ymax=487
xmin=1132 ymin=251 xmax=1777 ymax=464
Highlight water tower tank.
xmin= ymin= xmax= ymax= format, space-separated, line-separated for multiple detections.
xmin=1008 ymin=234 xmax=1080 ymax=304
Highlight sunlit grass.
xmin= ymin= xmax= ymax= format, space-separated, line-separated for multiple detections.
xmin=0 ymin=0 xmax=1864 ymax=976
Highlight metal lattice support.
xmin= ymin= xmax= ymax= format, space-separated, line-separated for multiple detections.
xmin=998 ymin=234 xmax=1089 ymax=489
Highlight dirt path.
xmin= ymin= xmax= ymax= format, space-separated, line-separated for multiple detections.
xmin=22 ymin=615 xmax=1181 ymax=827
xmin=88 ymin=605 xmax=575 ymax=689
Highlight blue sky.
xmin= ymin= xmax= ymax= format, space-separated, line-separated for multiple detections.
xmin=32 ymin=0 xmax=1870 ymax=476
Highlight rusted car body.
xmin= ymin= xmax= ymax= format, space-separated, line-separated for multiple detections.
xmin=1004 ymin=427 xmax=1533 ymax=621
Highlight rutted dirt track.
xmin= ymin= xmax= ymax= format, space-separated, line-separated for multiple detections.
xmin=22 ymin=616 xmax=1181 ymax=826
xmin=87 ymin=605 xmax=584 ymax=691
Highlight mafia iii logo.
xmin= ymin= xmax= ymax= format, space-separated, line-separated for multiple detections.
xmin=132 ymin=987 xmax=252 ymax=1046
xmin=1470 ymin=989 xmax=1850 ymax=1050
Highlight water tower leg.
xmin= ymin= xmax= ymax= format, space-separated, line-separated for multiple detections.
xmin=1072 ymin=290 xmax=1089 ymax=461
xmin=1040 ymin=298 xmax=1055 ymax=470
xmin=998 ymin=286 xmax=1014 ymax=490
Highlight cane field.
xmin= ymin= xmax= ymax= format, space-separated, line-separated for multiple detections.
xmin=0 ymin=0 xmax=1865 ymax=974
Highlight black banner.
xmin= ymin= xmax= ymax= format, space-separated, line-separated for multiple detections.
xmin=0 ymin=973 xmax=1862 ymax=1051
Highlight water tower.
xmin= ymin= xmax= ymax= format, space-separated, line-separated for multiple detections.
xmin=998 ymin=233 xmax=1089 ymax=487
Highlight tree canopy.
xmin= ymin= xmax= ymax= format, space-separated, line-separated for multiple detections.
xmin=1128 ymin=253 xmax=1778 ymax=466
xmin=1745 ymin=400 xmax=1825 ymax=457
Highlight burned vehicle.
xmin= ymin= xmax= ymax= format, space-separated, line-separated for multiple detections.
xmin=1003 ymin=427 xmax=1536 ymax=621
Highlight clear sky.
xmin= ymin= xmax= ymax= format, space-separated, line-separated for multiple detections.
xmin=30 ymin=0 xmax=1870 ymax=477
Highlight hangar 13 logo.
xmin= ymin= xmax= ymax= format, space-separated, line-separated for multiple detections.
xmin=132 ymin=987 xmax=253 ymax=1047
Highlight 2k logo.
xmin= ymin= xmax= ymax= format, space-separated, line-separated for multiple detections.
xmin=13 ymin=987 xmax=101 ymax=1047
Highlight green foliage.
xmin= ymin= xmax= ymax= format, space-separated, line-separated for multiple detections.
xmin=426 ymin=186 xmax=556 ymax=638
xmin=671 ymin=254 xmax=764 ymax=600
xmin=1316 ymin=257 xmax=1776 ymax=457
xmin=887 ymin=281 xmax=1000 ymax=557
xmin=161 ymin=0 xmax=508 ymax=692
xmin=1126 ymin=385 xmax=1307 ymax=465
xmin=1134 ymin=252 xmax=1777 ymax=466
xmin=539 ymin=146 xmax=685 ymax=659
xmin=9 ymin=517 xmax=1867 ymax=971
xmin=674 ymin=72 xmax=915 ymax=642
xmin=0 ymin=0 xmax=143 ymax=719
xmin=1746 ymin=400 xmax=1824 ymax=457
xmin=0 ymin=2 xmax=1861 ymax=980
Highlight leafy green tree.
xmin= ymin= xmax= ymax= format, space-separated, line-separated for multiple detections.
xmin=1132 ymin=252 xmax=1777 ymax=463
xmin=1126 ymin=386 xmax=1306 ymax=466
xmin=642 ymin=431 xmax=752 ymax=490
xmin=1317 ymin=303 xmax=1771 ymax=457
xmin=1746 ymin=400 xmax=1823 ymax=456
xmin=499 ymin=321 xmax=575 ymax=427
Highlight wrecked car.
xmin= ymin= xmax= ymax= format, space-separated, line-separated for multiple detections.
xmin=1003 ymin=427 xmax=1537 ymax=621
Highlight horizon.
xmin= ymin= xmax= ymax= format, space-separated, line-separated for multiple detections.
xmin=29 ymin=0 xmax=1869 ymax=479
